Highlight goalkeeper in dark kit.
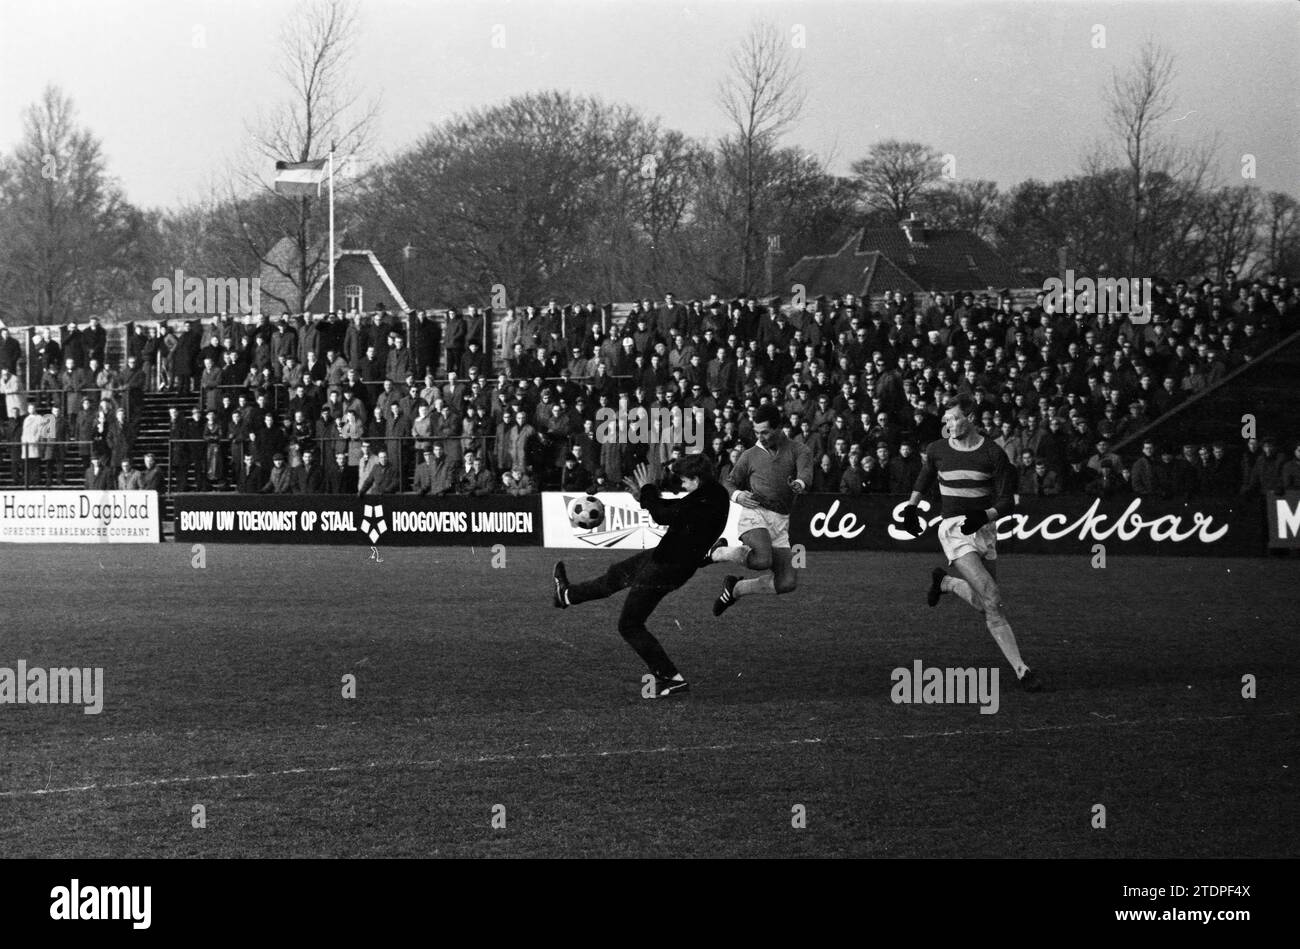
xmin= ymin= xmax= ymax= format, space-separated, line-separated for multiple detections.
xmin=552 ymin=454 xmax=729 ymax=698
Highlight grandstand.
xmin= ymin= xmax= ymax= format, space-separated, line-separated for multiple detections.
xmin=3 ymin=283 xmax=1299 ymax=523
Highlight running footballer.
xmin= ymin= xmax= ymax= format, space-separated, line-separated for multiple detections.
xmin=901 ymin=394 xmax=1042 ymax=691
xmin=707 ymin=402 xmax=814 ymax=617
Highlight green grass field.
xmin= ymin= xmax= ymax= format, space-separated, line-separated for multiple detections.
xmin=1 ymin=544 xmax=1295 ymax=858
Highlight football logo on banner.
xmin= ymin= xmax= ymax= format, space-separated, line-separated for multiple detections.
xmin=360 ymin=504 xmax=388 ymax=544
xmin=562 ymin=493 xmax=665 ymax=548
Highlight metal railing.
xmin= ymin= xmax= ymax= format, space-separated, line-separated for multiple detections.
xmin=183 ymin=372 xmax=637 ymax=416
xmin=161 ymin=434 xmax=508 ymax=496
xmin=0 ymin=438 xmax=146 ymax=488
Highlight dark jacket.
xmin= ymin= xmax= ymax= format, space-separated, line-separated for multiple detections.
xmin=359 ymin=461 xmax=401 ymax=495
xmin=640 ymin=480 xmax=729 ymax=568
xmin=412 ymin=459 xmax=454 ymax=495
xmin=293 ymin=463 xmax=325 ymax=494
xmin=238 ymin=462 xmax=266 ymax=493
xmin=140 ymin=466 xmax=163 ymax=492
xmin=323 ymin=466 xmax=348 ymax=495
xmin=83 ymin=464 xmax=111 ymax=489
xmin=262 ymin=464 xmax=294 ymax=493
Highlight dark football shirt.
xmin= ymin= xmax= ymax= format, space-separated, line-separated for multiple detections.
xmin=913 ymin=437 xmax=1016 ymax=519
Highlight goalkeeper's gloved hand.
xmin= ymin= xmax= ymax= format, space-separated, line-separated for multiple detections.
xmin=901 ymin=504 xmax=925 ymax=537
xmin=960 ymin=509 xmax=990 ymax=535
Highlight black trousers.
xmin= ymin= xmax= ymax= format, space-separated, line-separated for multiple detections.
xmin=567 ymin=550 xmax=694 ymax=679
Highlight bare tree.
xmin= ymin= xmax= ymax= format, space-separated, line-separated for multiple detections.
xmin=717 ymin=21 xmax=806 ymax=293
xmin=1103 ymin=39 xmax=1222 ymax=276
xmin=850 ymin=140 xmax=944 ymax=222
xmin=923 ymin=179 xmax=1004 ymax=243
xmin=0 ymin=85 xmax=146 ymax=325
xmin=218 ymin=0 xmax=380 ymax=314
xmin=1261 ymin=191 xmax=1300 ymax=277
xmin=1108 ymin=39 xmax=1173 ymax=273
xmin=1200 ymin=186 xmax=1262 ymax=279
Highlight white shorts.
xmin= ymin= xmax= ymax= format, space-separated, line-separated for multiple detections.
xmin=937 ymin=515 xmax=998 ymax=564
xmin=737 ymin=507 xmax=791 ymax=548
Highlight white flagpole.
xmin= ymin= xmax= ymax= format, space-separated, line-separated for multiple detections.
xmin=328 ymin=146 xmax=336 ymax=315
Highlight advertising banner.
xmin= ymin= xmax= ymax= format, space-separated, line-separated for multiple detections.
xmin=0 ymin=490 xmax=160 ymax=544
xmin=1265 ymin=492 xmax=1300 ymax=549
xmin=174 ymin=494 xmax=541 ymax=546
xmin=792 ymin=494 xmax=1267 ymax=557
xmin=542 ymin=491 xmax=745 ymax=549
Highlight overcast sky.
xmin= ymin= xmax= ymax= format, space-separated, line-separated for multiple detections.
xmin=1 ymin=0 xmax=1296 ymax=210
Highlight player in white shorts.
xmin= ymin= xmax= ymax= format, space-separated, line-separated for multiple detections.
xmin=901 ymin=394 xmax=1042 ymax=692
xmin=706 ymin=403 xmax=814 ymax=617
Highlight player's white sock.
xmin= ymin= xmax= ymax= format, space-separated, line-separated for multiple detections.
xmin=734 ymin=575 xmax=776 ymax=598
xmin=714 ymin=544 xmax=751 ymax=565
xmin=986 ymin=619 xmax=1028 ymax=678
xmin=941 ymin=576 xmax=983 ymax=612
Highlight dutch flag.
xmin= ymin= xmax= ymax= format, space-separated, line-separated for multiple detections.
xmin=274 ymin=158 xmax=328 ymax=197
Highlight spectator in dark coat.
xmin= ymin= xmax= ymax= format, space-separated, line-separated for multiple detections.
xmin=185 ymin=407 xmax=209 ymax=490
xmin=1129 ymin=441 xmax=1159 ymax=496
xmin=887 ymin=441 xmax=922 ymax=494
xmin=559 ymin=454 xmax=593 ymax=492
xmin=862 ymin=453 xmax=890 ymax=493
xmin=1281 ymin=444 xmax=1300 ymax=492
xmin=83 ymin=455 xmax=111 ymax=489
xmin=1242 ymin=438 xmax=1285 ymax=496
xmin=456 ymin=453 xmax=495 ymax=495
xmin=412 ymin=445 xmax=455 ymax=495
xmin=0 ymin=328 xmax=22 ymax=376
xmin=1085 ymin=460 xmax=1128 ymax=499
xmin=84 ymin=317 xmax=107 ymax=365
xmin=502 ymin=464 xmax=538 ymax=496
xmin=413 ymin=310 xmax=441 ymax=378
xmin=60 ymin=358 xmax=92 ymax=418
xmin=839 ymin=457 xmax=865 ymax=495
xmin=140 ymin=452 xmax=163 ymax=492
xmin=122 ymin=356 xmax=147 ymax=421
xmin=386 ymin=335 xmax=412 ymax=386
xmin=811 ymin=454 xmax=838 ymax=493
xmin=292 ymin=449 xmax=324 ymax=493
xmin=63 ymin=323 xmax=86 ymax=368
xmin=262 ymin=453 xmax=293 ymax=493
xmin=1020 ymin=458 xmax=1061 ymax=498
xmin=1152 ymin=448 xmax=1177 ymax=499
xmin=1170 ymin=445 xmax=1201 ymax=499
xmin=254 ymin=412 xmax=288 ymax=471
xmin=324 ymin=451 xmax=349 ymax=494
xmin=445 ymin=310 xmax=467 ymax=375
xmin=358 ymin=449 xmax=400 ymax=495
xmin=172 ymin=323 xmax=201 ymax=395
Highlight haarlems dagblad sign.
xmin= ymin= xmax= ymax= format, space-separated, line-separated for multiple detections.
xmin=174 ymin=495 xmax=542 ymax=546
xmin=0 ymin=491 xmax=160 ymax=544
xmin=792 ymin=495 xmax=1266 ymax=557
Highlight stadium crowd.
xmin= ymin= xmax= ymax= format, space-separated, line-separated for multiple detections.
xmin=2 ymin=272 xmax=1300 ymax=498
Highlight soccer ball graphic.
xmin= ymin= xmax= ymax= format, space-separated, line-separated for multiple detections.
xmin=568 ymin=495 xmax=605 ymax=530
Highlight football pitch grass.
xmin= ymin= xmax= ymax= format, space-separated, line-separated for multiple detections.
xmin=2 ymin=544 xmax=1295 ymax=858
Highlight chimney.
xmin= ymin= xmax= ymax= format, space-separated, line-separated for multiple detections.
xmin=901 ymin=212 xmax=927 ymax=246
